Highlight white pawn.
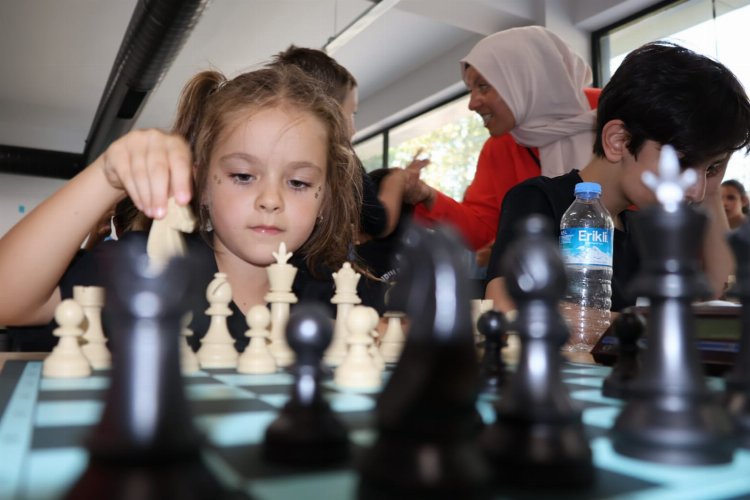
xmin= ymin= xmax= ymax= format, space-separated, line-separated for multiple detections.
xmin=366 ymin=307 xmax=386 ymax=371
xmin=325 ymin=262 xmax=361 ymax=366
xmin=335 ymin=305 xmax=381 ymax=389
xmin=380 ymin=311 xmax=407 ymax=363
xmin=238 ymin=305 xmax=277 ymax=374
xmin=197 ymin=272 xmax=238 ymax=368
xmin=43 ymin=299 xmax=91 ymax=378
xmin=73 ymin=285 xmax=111 ymax=370
xmin=180 ymin=312 xmax=200 ymax=374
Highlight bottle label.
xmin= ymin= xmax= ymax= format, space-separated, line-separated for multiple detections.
xmin=560 ymin=227 xmax=613 ymax=267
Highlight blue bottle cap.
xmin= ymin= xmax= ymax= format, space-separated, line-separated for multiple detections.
xmin=574 ymin=182 xmax=601 ymax=195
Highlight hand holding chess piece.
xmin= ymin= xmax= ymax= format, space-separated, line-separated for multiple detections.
xmin=146 ymin=197 xmax=197 ymax=270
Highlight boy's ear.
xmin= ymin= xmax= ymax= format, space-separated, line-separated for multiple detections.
xmin=601 ymin=119 xmax=630 ymax=162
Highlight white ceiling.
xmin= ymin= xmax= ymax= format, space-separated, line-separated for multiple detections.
xmin=0 ymin=0 xmax=661 ymax=169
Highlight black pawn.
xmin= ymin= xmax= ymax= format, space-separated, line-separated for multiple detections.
xmin=602 ymin=310 xmax=645 ymax=399
xmin=358 ymin=224 xmax=490 ymax=500
xmin=65 ymin=233 xmax=245 ymax=500
xmin=724 ymin=219 xmax=750 ymax=448
xmin=263 ymin=303 xmax=349 ymax=464
xmin=612 ymin=202 xmax=734 ymax=465
xmin=477 ymin=310 xmax=507 ymax=394
xmin=480 ymin=215 xmax=594 ymax=488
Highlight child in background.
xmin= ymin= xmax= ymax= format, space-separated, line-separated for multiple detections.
xmin=0 ymin=64 xmax=375 ymax=350
xmin=721 ymin=179 xmax=749 ymax=229
xmin=485 ymin=41 xmax=750 ymax=314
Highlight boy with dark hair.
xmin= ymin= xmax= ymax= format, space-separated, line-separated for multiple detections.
xmin=485 ymin=41 xmax=750 ymax=313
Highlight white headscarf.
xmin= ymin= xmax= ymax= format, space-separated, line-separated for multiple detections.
xmin=461 ymin=26 xmax=596 ymax=177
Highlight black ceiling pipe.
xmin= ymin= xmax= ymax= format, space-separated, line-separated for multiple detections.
xmin=82 ymin=0 xmax=210 ymax=166
xmin=0 ymin=145 xmax=83 ymax=180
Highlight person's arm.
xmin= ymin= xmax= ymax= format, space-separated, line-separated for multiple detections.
xmin=0 ymin=129 xmax=192 ymax=326
xmin=375 ymin=168 xmax=409 ymax=238
xmin=407 ymin=136 xmax=540 ymax=250
xmin=699 ymin=162 xmax=734 ymax=298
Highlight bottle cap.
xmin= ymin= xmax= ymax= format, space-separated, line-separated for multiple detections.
xmin=574 ymin=182 xmax=601 ymax=195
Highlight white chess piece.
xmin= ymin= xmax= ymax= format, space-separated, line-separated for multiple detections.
xmin=197 ymin=272 xmax=239 ymax=368
xmin=146 ymin=197 xmax=197 ymax=269
xmin=180 ymin=312 xmax=200 ymax=374
xmin=335 ymin=305 xmax=381 ymax=389
xmin=43 ymin=299 xmax=91 ymax=378
xmin=73 ymin=285 xmax=111 ymax=370
xmin=380 ymin=311 xmax=407 ymax=363
xmin=325 ymin=262 xmax=361 ymax=366
xmin=238 ymin=305 xmax=277 ymax=374
xmin=471 ymin=299 xmax=494 ymax=345
xmin=265 ymin=242 xmax=298 ymax=367
xmin=366 ymin=307 xmax=386 ymax=371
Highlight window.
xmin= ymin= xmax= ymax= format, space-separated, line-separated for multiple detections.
xmin=595 ymin=0 xmax=750 ymax=191
xmin=354 ymin=94 xmax=488 ymax=201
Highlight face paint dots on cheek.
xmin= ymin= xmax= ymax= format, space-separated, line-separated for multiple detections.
xmin=314 ymin=186 xmax=322 ymax=199
xmin=213 ymin=174 xmax=221 ymax=184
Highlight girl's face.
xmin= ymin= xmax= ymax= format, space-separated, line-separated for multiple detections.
xmin=465 ymin=65 xmax=515 ymax=137
xmin=722 ymin=184 xmax=747 ymax=219
xmin=204 ymin=106 xmax=327 ymax=267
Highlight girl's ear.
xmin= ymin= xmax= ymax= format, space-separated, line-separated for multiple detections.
xmin=600 ymin=119 xmax=630 ymax=163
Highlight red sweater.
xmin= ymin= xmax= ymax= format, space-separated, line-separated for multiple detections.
xmin=415 ymin=88 xmax=601 ymax=250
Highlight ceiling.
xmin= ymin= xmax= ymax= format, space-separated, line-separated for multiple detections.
xmin=0 ymin=0 xmax=661 ymax=179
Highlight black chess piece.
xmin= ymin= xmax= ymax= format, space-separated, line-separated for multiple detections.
xmin=611 ymin=201 xmax=734 ymax=465
xmin=358 ymin=224 xmax=490 ymax=500
xmin=480 ymin=215 xmax=594 ymax=488
xmin=263 ymin=302 xmax=349 ymax=464
xmin=65 ymin=233 xmax=247 ymax=499
xmin=477 ymin=310 xmax=507 ymax=394
xmin=724 ymin=219 xmax=750 ymax=449
xmin=601 ymin=309 xmax=645 ymax=399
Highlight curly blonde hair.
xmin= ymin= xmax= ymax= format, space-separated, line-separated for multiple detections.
xmin=172 ymin=65 xmax=361 ymax=274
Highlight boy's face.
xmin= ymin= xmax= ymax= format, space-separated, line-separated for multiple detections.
xmin=621 ymin=140 xmax=728 ymax=207
xmin=204 ymin=106 xmax=327 ymax=267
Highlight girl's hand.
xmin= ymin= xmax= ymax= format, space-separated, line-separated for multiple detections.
xmin=98 ymin=129 xmax=193 ymax=218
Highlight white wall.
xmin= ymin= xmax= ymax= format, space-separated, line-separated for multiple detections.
xmin=0 ymin=173 xmax=65 ymax=237
xmin=354 ymin=0 xmax=661 ymax=137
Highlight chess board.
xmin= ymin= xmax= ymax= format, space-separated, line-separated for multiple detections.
xmin=1 ymin=360 xmax=750 ymax=500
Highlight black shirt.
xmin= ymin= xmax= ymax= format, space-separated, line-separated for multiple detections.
xmin=487 ymin=170 xmax=639 ymax=312
xmin=60 ymin=231 xmax=384 ymax=352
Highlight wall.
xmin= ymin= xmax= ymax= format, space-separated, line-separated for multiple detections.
xmin=0 ymin=173 xmax=65 ymax=237
xmin=354 ymin=0 xmax=661 ymax=137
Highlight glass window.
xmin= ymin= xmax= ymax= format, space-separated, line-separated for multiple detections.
xmin=386 ymin=95 xmax=487 ymax=201
xmin=354 ymin=134 xmax=384 ymax=172
xmin=596 ymin=0 xmax=750 ymax=190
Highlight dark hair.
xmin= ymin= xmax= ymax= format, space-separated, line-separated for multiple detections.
xmin=171 ymin=64 xmax=361 ymax=274
xmin=722 ymin=179 xmax=749 ymax=214
xmin=268 ymin=45 xmax=357 ymax=104
xmin=593 ymin=41 xmax=750 ymax=167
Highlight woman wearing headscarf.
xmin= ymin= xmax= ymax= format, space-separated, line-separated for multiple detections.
xmin=406 ymin=26 xmax=599 ymax=253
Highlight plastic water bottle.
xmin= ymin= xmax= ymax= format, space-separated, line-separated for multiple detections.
xmin=559 ymin=182 xmax=614 ymax=351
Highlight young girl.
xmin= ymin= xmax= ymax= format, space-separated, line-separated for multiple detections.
xmin=0 ymin=65 xmax=369 ymax=350
xmin=721 ymin=179 xmax=749 ymax=229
